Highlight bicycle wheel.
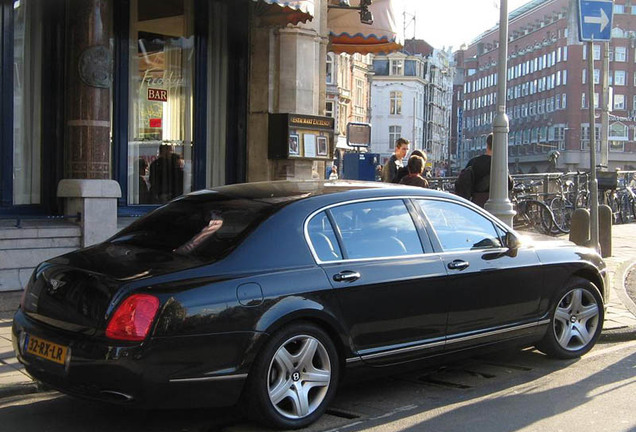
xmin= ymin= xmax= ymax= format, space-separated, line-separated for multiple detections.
xmin=549 ymin=196 xmax=572 ymax=234
xmin=521 ymin=200 xmax=556 ymax=235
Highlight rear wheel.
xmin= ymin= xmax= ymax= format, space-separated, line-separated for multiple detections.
xmin=246 ymin=322 xmax=339 ymax=429
xmin=537 ymin=277 xmax=604 ymax=359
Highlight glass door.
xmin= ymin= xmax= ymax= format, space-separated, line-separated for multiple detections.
xmin=127 ymin=0 xmax=193 ymax=205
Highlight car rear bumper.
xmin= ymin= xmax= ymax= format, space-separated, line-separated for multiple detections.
xmin=12 ymin=309 xmax=262 ymax=409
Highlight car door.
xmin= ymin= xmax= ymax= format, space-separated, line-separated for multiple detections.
xmin=414 ymin=198 xmax=544 ymax=351
xmin=306 ymin=198 xmax=449 ymax=366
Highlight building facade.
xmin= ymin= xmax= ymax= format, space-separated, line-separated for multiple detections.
xmin=370 ymin=39 xmax=455 ymax=172
xmin=457 ymin=0 xmax=636 ymax=173
xmin=369 ymin=51 xmax=427 ymax=164
xmin=326 ymin=52 xmax=374 ymax=156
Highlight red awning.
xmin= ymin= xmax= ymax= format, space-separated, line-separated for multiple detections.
xmin=328 ymin=0 xmax=403 ymax=54
xmin=252 ymin=0 xmax=315 ymax=26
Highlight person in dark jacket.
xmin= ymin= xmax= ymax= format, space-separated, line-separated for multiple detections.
xmin=393 ymin=149 xmax=427 ymax=184
xmin=399 ymin=155 xmax=429 ymax=188
xmin=463 ymin=133 xmax=513 ymax=207
xmin=381 ymin=138 xmax=410 ymax=182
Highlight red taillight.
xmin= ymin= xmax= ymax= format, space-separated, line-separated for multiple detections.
xmin=105 ymin=294 xmax=160 ymax=341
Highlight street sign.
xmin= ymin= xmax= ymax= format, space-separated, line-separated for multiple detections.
xmin=578 ymin=0 xmax=613 ymax=42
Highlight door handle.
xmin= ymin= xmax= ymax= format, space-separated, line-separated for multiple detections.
xmin=447 ymin=260 xmax=470 ymax=271
xmin=333 ymin=270 xmax=361 ymax=282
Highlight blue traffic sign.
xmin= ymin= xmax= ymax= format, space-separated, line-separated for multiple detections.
xmin=578 ymin=0 xmax=613 ymax=42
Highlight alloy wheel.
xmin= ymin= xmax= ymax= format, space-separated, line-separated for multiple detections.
xmin=267 ymin=334 xmax=331 ymax=419
xmin=553 ymin=288 xmax=600 ymax=351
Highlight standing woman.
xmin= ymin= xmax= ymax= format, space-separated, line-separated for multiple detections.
xmin=399 ymin=155 xmax=429 ymax=188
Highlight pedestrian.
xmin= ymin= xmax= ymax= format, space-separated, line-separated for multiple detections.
xmin=149 ymin=144 xmax=184 ymax=203
xmin=454 ymin=133 xmax=512 ymax=207
xmin=399 ymin=155 xmax=429 ymax=188
xmin=329 ymin=165 xmax=338 ymax=180
xmin=381 ymin=138 xmax=410 ymax=183
xmin=393 ymin=150 xmax=427 ymax=184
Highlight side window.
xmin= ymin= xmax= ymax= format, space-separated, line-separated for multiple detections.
xmin=307 ymin=212 xmax=342 ymax=262
xmin=330 ymin=200 xmax=423 ymax=259
xmin=417 ymin=200 xmax=502 ymax=251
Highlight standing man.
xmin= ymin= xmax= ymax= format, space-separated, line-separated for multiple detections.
xmin=381 ymin=137 xmax=410 ymax=183
xmin=457 ymin=133 xmax=512 ymax=207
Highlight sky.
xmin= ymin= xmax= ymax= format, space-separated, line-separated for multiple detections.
xmin=401 ymin=0 xmax=533 ymax=50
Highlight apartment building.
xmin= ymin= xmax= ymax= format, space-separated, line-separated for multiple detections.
xmin=370 ymin=39 xmax=454 ymax=170
xmin=457 ymin=0 xmax=636 ymax=173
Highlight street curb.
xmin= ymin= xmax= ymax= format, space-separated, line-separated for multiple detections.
xmin=614 ymin=259 xmax=636 ymax=318
xmin=0 ymin=382 xmax=41 ymax=400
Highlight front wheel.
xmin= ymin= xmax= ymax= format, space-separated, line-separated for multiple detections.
xmin=246 ymin=322 xmax=339 ymax=429
xmin=537 ymin=277 xmax=604 ymax=359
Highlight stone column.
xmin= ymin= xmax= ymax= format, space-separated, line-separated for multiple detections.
xmin=247 ymin=0 xmax=328 ymax=182
xmin=65 ymin=0 xmax=113 ymax=179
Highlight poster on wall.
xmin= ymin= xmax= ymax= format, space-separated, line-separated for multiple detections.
xmin=316 ymin=136 xmax=328 ymax=156
xmin=289 ymin=134 xmax=300 ymax=155
xmin=304 ymin=134 xmax=317 ymax=158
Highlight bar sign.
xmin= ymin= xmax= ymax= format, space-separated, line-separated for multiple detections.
xmin=149 ymin=118 xmax=162 ymax=128
xmin=148 ymin=88 xmax=168 ymax=102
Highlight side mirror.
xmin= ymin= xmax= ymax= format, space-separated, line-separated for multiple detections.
xmin=504 ymin=231 xmax=522 ymax=250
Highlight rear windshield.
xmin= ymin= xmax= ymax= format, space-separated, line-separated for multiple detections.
xmin=110 ymin=195 xmax=278 ymax=261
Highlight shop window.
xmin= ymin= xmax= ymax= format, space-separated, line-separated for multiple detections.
xmin=128 ymin=0 xmax=194 ymax=205
xmin=12 ymin=0 xmax=43 ymax=205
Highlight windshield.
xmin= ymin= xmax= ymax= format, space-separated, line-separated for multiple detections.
xmin=110 ymin=194 xmax=278 ymax=261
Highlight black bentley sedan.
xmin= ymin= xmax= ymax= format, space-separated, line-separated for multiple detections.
xmin=13 ymin=181 xmax=607 ymax=429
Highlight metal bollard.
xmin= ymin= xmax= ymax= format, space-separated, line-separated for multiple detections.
xmin=569 ymin=208 xmax=590 ymax=246
xmin=598 ymin=204 xmax=612 ymax=258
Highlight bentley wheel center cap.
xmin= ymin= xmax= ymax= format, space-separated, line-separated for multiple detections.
xmin=570 ymin=315 xmax=578 ymax=323
xmin=292 ymin=371 xmax=301 ymax=382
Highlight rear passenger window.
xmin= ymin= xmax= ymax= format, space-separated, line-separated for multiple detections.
xmin=417 ymin=200 xmax=502 ymax=251
xmin=329 ymin=200 xmax=423 ymax=259
xmin=307 ymin=212 xmax=342 ymax=262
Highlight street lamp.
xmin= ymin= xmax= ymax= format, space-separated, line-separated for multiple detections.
xmin=484 ymin=0 xmax=515 ymax=226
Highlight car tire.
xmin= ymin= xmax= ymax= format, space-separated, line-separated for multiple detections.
xmin=246 ymin=322 xmax=339 ymax=429
xmin=537 ymin=277 xmax=604 ymax=359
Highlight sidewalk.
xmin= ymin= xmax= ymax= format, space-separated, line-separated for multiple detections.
xmin=1 ymin=224 xmax=636 ymax=401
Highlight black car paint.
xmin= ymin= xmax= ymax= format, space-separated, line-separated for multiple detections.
xmin=12 ymin=181 xmax=607 ymax=409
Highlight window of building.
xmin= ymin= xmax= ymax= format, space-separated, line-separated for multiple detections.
xmin=391 ymin=59 xmax=404 ymax=75
xmin=614 ymin=94 xmax=625 ymax=110
xmin=326 ymin=101 xmax=334 ymax=117
xmin=355 ymin=78 xmax=364 ymax=112
xmin=563 ymin=70 xmax=567 ymax=84
xmin=615 ymin=70 xmax=626 ymax=85
xmin=128 ymin=0 xmax=195 ymax=205
xmin=326 ymin=54 xmax=335 ymax=84
xmin=582 ymin=93 xmax=586 ymax=108
xmin=615 ymin=46 xmax=627 ymax=62
xmin=562 ymin=93 xmax=567 ymax=108
xmin=389 ymin=91 xmax=402 ymax=115
xmin=614 ymin=4 xmax=625 ymax=13
xmin=388 ymin=126 xmax=401 ymax=149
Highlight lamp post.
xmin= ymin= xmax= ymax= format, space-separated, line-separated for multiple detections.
xmin=485 ymin=0 xmax=515 ymax=226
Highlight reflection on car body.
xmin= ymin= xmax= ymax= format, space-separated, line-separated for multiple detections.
xmin=12 ymin=180 xmax=608 ymax=429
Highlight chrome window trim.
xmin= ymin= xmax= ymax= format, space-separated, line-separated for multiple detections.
xmin=357 ymin=320 xmax=549 ymax=361
xmin=303 ymin=195 xmax=514 ymax=265
xmin=303 ymin=196 xmax=426 ymax=264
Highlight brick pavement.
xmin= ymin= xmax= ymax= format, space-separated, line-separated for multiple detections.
xmin=0 ymin=224 xmax=635 ymax=400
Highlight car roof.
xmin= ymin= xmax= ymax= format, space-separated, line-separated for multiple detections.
xmin=185 ymin=180 xmax=451 ymax=206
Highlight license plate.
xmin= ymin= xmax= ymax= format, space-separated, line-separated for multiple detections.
xmin=24 ymin=334 xmax=68 ymax=365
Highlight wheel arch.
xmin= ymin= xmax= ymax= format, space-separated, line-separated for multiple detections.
xmin=572 ymin=268 xmax=605 ymax=301
xmin=252 ymin=298 xmax=354 ymax=371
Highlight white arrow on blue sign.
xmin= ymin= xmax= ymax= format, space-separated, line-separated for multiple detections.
xmin=578 ymin=0 xmax=613 ymax=42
